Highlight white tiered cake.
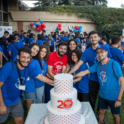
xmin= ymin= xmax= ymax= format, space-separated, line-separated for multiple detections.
xmin=42 ymin=73 xmax=85 ymax=124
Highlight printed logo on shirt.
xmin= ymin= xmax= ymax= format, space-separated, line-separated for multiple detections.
xmin=15 ymin=77 xmax=25 ymax=89
xmin=99 ymin=71 xmax=108 ymax=85
xmin=26 ymin=76 xmax=30 ymax=81
xmin=53 ymin=61 xmax=63 ymax=75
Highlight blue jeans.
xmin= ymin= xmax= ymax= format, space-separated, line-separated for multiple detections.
xmin=35 ymin=85 xmax=45 ymax=103
xmin=44 ymin=83 xmax=53 ymax=103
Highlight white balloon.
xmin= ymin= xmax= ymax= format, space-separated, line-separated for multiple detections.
xmin=37 ymin=22 xmax=40 ymax=25
xmin=33 ymin=25 xmax=36 ymax=28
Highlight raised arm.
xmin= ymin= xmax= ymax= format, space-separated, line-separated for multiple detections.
xmin=35 ymin=74 xmax=54 ymax=86
xmin=0 ymin=81 xmax=7 ymax=115
xmin=62 ymin=66 xmax=67 ymax=73
xmin=68 ymin=60 xmax=83 ymax=74
xmin=115 ymin=76 xmax=124 ymax=107
xmin=47 ymin=65 xmax=54 ymax=79
xmin=65 ymin=64 xmax=70 ymax=73
xmin=73 ymin=70 xmax=90 ymax=78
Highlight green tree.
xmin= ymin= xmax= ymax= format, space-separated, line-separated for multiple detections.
xmin=18 ymin=0 xmax=29 ymax=11
xmin=33 ymin=0 xmax=107 ymax=7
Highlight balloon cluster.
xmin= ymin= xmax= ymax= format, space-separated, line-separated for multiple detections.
xmin=55 ymin=24 xmax=62 ymax=32
xmin=30 ymin=20 xmax=46 ymax=32
xmin=74 ymin=26 xmax=82 ymax=32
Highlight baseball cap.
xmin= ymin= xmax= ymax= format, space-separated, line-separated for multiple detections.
xmin=95 ymin=45 xmax=108 ymax=52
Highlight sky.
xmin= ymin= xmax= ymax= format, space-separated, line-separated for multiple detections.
xmin=23 ymin=0 xmax=124 ymax=8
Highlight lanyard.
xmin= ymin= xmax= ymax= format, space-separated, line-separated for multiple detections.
xmin=100 ymin=58 xmax=109 ymax=84
xmin=14 ymin=62 xmax=26 ymax=85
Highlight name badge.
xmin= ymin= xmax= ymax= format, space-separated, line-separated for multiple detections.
xmin=19 ymin=85 xmax=26 ymax=90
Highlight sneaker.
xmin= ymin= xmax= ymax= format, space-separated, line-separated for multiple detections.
xmin=102 ymin=119 xmax=107 ymax=124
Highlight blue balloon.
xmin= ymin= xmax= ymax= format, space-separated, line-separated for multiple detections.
xmin=74 ymin=29 xmax=77 ymax=32
xmin=33 ymin=23 xmax=37 ymax=27
xmin=79 ymin=26 xmax=82 ymax=29
xmin=40 ymin=20 xmax=43 ymax=24
xmin=78 ymin=29 xmax=81 ymax=32
xmin=55 ymin=29 xmax=59 ymax=32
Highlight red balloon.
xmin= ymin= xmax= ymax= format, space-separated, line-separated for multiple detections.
xmin=74 ymin=26 xmax=77 ymax=29
xmin=76 ymin=26 xmax=79 ymax=30
xmin=43 ymin=25 xmax=46 ymax=28
xmin=37 ymin=24 xmax=40 ymax=27
xmin=57 ymin=26 xmax=60 ymax=30
xmin=58 ymin=24 xmax=61 ymax=27
xmin=30 ymin=23 xmax=33 ymax=26
xmin=41 ymin=24 xmax=44 ymax=27
xmin=36 ymin=27 xmax=39 ymax=31
xmin=59 ymin=27 xmax=62 ymax=30
xmin=39 ymin=30 xmax=41 ymax=32
xmin=41 ymin=27 xmax=43 ymax=30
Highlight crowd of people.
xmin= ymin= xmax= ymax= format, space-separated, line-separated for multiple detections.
xmin=0 ymin=29 xmax=124 ymax=124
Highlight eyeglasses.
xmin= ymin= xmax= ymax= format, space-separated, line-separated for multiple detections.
xmin=21 ymin=56 xmax=31 ymax=60
xmin=96 ymin=50 xmax=106 ymax=55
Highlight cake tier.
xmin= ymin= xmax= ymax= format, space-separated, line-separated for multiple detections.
xmin=51 ymin=88 xmax=77 ymax=112
xmin=47 ymin=100 xmax=82 ymax=124
xmin=54 ymin=73 xmax=73 ymax=95
xmin=42 ymin=114 xmax=85 ymax=124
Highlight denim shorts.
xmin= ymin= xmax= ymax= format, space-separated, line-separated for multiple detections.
xmin=99 ymin=96 xmax=120 ymax=114
xmin=24 ymin=91 xmax=36 ymax=102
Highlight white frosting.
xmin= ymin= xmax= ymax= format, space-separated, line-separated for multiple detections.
xmin=54 ymin=73 xmax=73 ymax=95
xmin=42 ymin=115 xmax=85 ymax=124
xmin=47 ymin=100 xmax=82 ymax=124
xmin=50 ymin=88 xmax=77 ymax=112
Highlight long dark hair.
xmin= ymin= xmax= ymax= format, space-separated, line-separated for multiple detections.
xmin=67 ymin=39 xmax=78 ymax=52
xmin=37 ymin=45 xmax=50 ymax=70
xmin=69 ymin=49 xmax=82 ymax=65
xmin=67 ymin=39 xmax=78 ymax=64
xmin=83 ymin=37 xmax=88 ymax=44
xmin=0 ymin=37 xmax=7 ymax=49
xmin=28 ymin=43 xmax=39 ymax=59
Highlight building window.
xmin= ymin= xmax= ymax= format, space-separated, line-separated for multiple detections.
xmin=0 ymin=0 xmax=8 ymax=26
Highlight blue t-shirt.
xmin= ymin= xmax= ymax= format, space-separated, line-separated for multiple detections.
xmin=87 ymin=38 xmax=90 ymax=44
xmin=35 ymin=59 xmax=47 ymax=88
xmin=47 ymin=40 xmax=54 ymax=46
xmin=19 ymin=38 xmax=23 ymax=44
xmin=54 ymin=39 xmax=61 ymax=49
xmin=121 ymin=41 xmax=124 ymax=48
xmin=61 ymin=37 xmax=69 ymax=42
xmin=80 ymin=46 xmax=111 ymax=82
xmin=0 ymin=46 xmax=3 ymax=51
xmin=29 ymin=38 xmax=35 ymax=44
xmin=0 ymin=62 xmax=39 ymax=106
xmin=36 ymin=40 xmax=44 ymax=45
xmin=20 ymin=35 xmax=24 ymax=39
xmin=25 ymin=59 xmax=42 ymax=92
xmin=88 ymin=59 xmax=122 ymax=101
xmin=44 ymin=35 xmax=48 ymax=40
xmin=74 ymin=63 xmax=89 ymax=93
xmin=1 ymin=45 xmax=10 ymax=62
xmin=110 ymin=47 xmax=124 ymax=67
xmin=7 ymin=41 xmax=24 ymax=61
xmin=24 ymin=37 xmax=29 ymax=44
xmin=75 ymin=38 xmax=81 ymax=45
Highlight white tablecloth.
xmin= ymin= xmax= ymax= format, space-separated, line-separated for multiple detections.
xmin=25 ymin=102 xmax=98 ymax=124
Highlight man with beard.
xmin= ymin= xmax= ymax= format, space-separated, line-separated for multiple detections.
xmin=0 ymin=47 xmax=54 ymax=124
xmin=73 ymin=45 xmax=124 ymax=124
xmin=45 ymin=42 xmax=68 ymax=103
xmin=68 ymin=31 xmax=111 ymax=123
